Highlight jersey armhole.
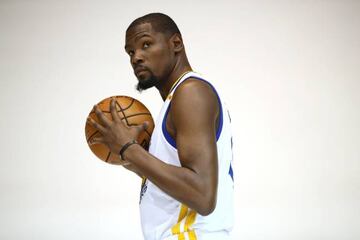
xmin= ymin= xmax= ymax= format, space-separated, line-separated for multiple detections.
xmin=161 ymin=77 xmax=223 ymax=149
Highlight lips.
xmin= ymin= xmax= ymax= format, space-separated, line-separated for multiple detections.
xmin=134 ymin=67 xmax=148 ymax=75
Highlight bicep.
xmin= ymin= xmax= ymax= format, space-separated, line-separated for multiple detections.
xmin=171 ymin=80 xmax=219 ymax=177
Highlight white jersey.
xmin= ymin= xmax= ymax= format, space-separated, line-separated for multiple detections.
xmin=139 ymin=72 xmax=234 ymax=240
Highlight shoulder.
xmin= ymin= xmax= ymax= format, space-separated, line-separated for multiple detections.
xmin=169 ymin=77 xmax=219 ymax=127
xmin=171 ymin=77 xmax=218 ymax=108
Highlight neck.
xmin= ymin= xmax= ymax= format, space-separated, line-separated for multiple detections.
xmin=157 ymin=60 xmax=192 ymax=101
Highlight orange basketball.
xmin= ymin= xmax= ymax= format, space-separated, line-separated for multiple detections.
xmin=85 ymin=95 xmax=155 ymax=164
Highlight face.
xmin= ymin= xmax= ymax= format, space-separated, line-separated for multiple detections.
xmin=125 ymin=23 xmax=174 ymax=91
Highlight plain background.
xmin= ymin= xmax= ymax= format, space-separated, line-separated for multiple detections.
xmin=0 ymin=0 xmax=359 ymax=239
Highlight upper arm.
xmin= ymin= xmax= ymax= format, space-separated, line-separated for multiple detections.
xmin=169 ymin=78 xmax=220 ymax=195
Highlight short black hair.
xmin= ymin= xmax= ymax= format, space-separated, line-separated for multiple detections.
xmin=127 ymin=13 xmax=181 ymax=38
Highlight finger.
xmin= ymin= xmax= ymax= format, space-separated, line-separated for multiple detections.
xmin=88 ymin=136 xmax=104 ymax=146
xmin=87 ymin=117 xmax=106 ymax=133
xmin=110 ymin=98 xmax=122 ymax=123
xmin=135 ymin=121 xmax=149 ymax=134
xmin=94 ymin=105 xmax=111 ymax=127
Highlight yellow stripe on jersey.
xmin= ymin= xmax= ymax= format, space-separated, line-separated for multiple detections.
xmin=184 ymin=210 xmax=197 ymax=240
xmin=188 ymin=230 xmax=197 ymax=240
xmin=171 ymin=204 xmax=198 ymax=240
xmin=178 ymin=233 xmax=186 ymax=240
xmin=171 ymin=204 xmax=188 ymax=235
xmin=184 ymin=210 xmax=197 ymax=231
xmin=141 ymin=176 xmax=146 ymax=185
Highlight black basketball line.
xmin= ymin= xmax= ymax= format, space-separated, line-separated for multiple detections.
xmin=120 ymin=112 xmax=151 ymax=120
xmin=144 ymin=129 xmax=151 ymax=137
xmin=105 ymin=151 xmax=111 ymax=162
xmin=123 ymin=113 xmax=153 ymax=137
xmin=87 ymin=130 xmax=99 ymax=142
xmin=95 ymin=98 xmax=135 ymax=114
xmin=117 ymin=97 xmax=135 ymax=111
xmin=117 ymin=101 xmax=130 ymax=126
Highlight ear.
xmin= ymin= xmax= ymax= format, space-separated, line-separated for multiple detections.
xmin=170 ymin=33 xmax=184 ymax=54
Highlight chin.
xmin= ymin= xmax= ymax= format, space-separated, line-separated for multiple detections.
xmin=136 ymin=75 xmax=159 ymax=91
xmin=137 ymin=73 xmax=149 ymax=82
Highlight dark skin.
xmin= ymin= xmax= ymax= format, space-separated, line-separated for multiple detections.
xmin=87 ymin=23 xmax=220 ymax=216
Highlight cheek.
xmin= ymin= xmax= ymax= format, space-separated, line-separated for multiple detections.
xmin=150 ymin=49 xmax=171 ymax=73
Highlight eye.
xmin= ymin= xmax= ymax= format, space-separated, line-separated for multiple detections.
xmin=143 ymin=42 xmax=150 ymax=49
xmin=128 ymin=50 xmax=134 ymax=56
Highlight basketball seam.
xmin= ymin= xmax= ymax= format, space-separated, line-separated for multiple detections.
xmin=94 ymin=98 xmax=135 ymax=114
xmin=120 ymin=112 xmax=151 ymax=120
xmin=117 ymin=101 xmax=130 ymax=126
xmin=87 ymin=130 xmax=99 ymax=142
xmin=119 ymin=97 xmax=135 ymax=111
xmin=105 ymin=151 xmax=111 ymax=162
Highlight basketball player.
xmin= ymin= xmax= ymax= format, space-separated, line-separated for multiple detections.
xmin=87 ymin=13 xmax=234 ymax=240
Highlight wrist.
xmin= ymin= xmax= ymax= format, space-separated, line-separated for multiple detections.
xmin=119 ymin=140 xmax=138 ymax=160
xmin=122 ymin=142 xmax=140 ymax=161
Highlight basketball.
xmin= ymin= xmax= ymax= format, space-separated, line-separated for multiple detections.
xmin=85 ymin=96 xmax=155 ymax=164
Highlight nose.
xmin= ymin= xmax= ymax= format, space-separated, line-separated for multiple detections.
xmin=131 ymin=50 xmax=144 ymax=66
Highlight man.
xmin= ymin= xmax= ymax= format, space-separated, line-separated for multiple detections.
xmin=88 ymin=13 xmax=234 ymax=240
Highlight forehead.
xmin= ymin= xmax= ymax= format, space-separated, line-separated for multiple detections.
xmin=126 ymin=23 xmax=157 ymax=43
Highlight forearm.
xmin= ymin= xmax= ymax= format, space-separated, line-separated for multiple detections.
xmin=124 ymin=144 xmax=215 ymax=215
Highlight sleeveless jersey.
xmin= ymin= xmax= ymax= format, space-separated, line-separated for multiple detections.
xmin=139 ymin=72 xmax=234 ymax=240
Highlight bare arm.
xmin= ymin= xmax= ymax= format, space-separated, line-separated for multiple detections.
xmin=124 ymin=79 xmax=219 ymax=215
xmin=88 ymin=79 xmax=219 ymax=215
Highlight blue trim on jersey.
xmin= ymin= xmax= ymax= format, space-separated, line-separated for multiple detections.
xmin=162 ymin=76 xmax=223 ymax=149
xmin=162 ymin=105 xmax=177 ymax=148
xmin=229 ymin=164 xmax=234 ymax=181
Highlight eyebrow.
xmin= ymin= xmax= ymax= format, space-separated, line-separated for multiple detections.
xmin=125 ymin=33 xmax=152 ymax=50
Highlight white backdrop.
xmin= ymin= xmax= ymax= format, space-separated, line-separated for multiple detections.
xmin=0 ymin=0 xmax=359 ymax=239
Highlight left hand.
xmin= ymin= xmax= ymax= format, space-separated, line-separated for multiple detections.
xmin=87 ymin=98 xmax=148 ymax=155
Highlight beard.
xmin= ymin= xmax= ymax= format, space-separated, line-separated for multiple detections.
xmin=136 ymin=71 xmax=160 ymax=92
